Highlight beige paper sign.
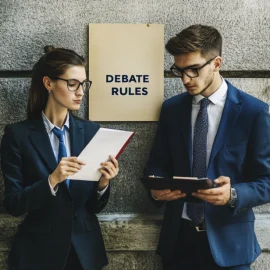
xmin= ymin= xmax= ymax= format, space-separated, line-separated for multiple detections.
xmin=89 ymin=24 xmax=164 ymax=121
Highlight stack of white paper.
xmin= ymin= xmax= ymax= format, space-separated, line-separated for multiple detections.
xmin=69 ymin=128 xmax=134 ymax=181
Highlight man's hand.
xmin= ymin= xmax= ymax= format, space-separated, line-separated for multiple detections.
xmin=192 ymin=176 xmax=231 ymax=205
xmin=151 ymin=189 xmax=186 ymax=201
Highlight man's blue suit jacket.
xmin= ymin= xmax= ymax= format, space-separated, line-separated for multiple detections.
xmin=144 ymin=81 xmax=270 ymax=267
xmin=1 ymin=114 xmax=109 ymax=270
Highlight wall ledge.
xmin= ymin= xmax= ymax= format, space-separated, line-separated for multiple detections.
xmin=0 ymin=213 xmax=270 ymax=251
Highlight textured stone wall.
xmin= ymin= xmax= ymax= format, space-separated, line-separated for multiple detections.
xmin=1 ymin=0 xmax=270 ymax=71
xmin=0 ymin=0 xmax=270 ymax=269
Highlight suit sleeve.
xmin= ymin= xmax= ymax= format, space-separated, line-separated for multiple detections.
xmin=143 ymin=102 xmax=173 ymax=207
xmin=1 ymin=125 xmax=55 ymax=217
xmin=85 ymin=182 xmax=110 ymax=214
xmin=232 ymin=104 xmax=270 ymax=214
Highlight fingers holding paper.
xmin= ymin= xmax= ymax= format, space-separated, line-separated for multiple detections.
xmin=99 ymin=155 xmax=119 ymax=178
xmin=49 ymin=157 xmax=86 ymax=188
xmin=98 ymin=155 xmax=119 ymax=190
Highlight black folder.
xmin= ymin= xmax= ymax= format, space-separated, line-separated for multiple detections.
xmin=141 ymin=176 xmax=214 ymax=193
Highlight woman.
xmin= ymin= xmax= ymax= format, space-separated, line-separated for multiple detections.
xmin=1 ymin=46 xmax=118 ymax=270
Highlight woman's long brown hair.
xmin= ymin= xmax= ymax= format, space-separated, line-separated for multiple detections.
xmin=27 ymin=46 xmax=86 ymax=119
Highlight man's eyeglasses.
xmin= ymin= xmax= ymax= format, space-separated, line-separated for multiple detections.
xmin=50 ymin=77 xmax=92 ymax=92
xmin=170 ymin=56 xmax=217 ymax=78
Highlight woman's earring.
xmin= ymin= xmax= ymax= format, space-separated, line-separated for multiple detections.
xmin=48 ymin=90 xmax=51 ymax=94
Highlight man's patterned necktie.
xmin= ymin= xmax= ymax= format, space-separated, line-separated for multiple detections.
xmin=187 ymin=98 xmax=210 ymax=225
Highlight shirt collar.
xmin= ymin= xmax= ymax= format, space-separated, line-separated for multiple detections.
xmin=42 ymin=111 xmax=70 ymax=133
xmin=193 ymin=77 xmax=228 ymax=105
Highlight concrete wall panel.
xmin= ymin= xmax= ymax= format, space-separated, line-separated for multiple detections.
xmin=0 ymin=0 xmax=269 ymax=70
xmin=0 ymin=214 xmax=269 ymax=269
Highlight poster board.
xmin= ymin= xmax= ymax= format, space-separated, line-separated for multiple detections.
xmin=89 ymin=24 xmax=164 ymax=121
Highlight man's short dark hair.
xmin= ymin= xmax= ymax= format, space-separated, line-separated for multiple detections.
xmin=165 ymin=24 xmax=222 ymax=58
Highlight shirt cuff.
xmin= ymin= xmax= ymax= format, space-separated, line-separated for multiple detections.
xmin=151 ymin=192 xmax=159 ymax=200
xmin=97 ymin=184 xmax=109 ymax=199
xmin=48 ymin=177 xmax=58 ymax=196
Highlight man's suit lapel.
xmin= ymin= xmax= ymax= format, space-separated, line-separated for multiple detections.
xmin=28 ymin=116 xmax=57 ymax=173
xmin=208 ymin=81 xmax=243 ymax=166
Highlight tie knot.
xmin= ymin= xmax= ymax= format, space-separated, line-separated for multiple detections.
xmin=200 ymin=98 xmax=210 ymax=108
xmin=52 ymin=127 xmax=65 ymax=142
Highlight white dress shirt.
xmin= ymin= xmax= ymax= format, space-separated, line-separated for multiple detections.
xmin=42 ymin=112 xmax=107 ymax=197
xmin=182 ymin=78 xmax=228 ymax=219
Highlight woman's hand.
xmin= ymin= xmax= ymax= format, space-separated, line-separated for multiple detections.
xmin=98 ymin=155 xmax=119 ymax=191
xmin=49 ymin=157 xmax=86 ymax=188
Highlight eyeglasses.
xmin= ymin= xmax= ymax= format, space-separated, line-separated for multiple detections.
xmin=50 ymin=77 xmax=92 ymax=92
xmin=170 ymin=56 xmax=217 ymax=78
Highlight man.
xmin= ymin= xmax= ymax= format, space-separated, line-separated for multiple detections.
xmin=144 ymin=24 xmax=270 ymax=269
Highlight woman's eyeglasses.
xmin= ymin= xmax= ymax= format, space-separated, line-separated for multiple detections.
xmin=50 ymin=77 xmax=92 ymax=92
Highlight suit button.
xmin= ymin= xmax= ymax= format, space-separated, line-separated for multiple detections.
xmin=72 ymin=213 xmax=77 ymax=219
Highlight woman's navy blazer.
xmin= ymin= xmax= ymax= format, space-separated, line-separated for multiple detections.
xmin=1 ymin=114 xmax=110 ymax=270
